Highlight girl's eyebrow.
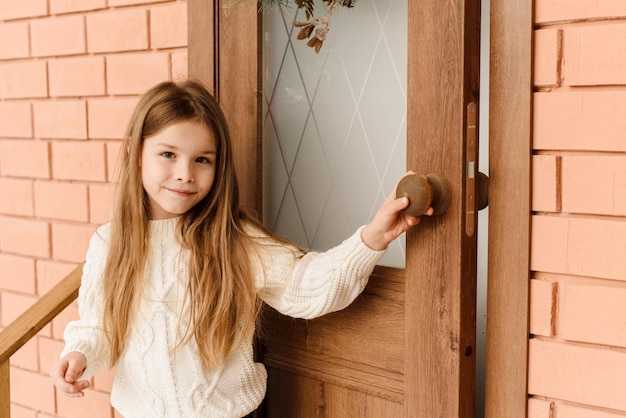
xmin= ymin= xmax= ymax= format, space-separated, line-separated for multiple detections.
xmin=155 ymin=143 xmax=217 ymax=154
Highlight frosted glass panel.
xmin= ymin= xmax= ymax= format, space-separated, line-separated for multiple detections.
xmin=263 ymin=0 xmax=407 ymax=267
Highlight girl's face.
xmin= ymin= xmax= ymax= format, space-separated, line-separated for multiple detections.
xmin=141 ymin=119 xmax=217 ymax=220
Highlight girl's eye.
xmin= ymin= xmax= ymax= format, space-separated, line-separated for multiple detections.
xmin=161 ymin=151 xmax=175 ymax=159
xmin=196 ymin=156 xmax=212 ymax=164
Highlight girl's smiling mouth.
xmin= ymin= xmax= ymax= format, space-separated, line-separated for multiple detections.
xmin=166 ymin=188 xmax=196 ymax=197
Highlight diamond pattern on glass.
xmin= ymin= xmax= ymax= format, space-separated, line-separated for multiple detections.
xmin=263 ymin=0 xmax=407 ymax=267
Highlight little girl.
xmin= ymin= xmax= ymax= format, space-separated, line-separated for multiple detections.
xmin=50 ymin=80 xmax=431 ymax=417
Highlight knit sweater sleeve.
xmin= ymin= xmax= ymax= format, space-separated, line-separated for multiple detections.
xmin=60 ymin=223 xmax=112 ymax=380
xmin=253 ymin=226 xmax=385 ymax=319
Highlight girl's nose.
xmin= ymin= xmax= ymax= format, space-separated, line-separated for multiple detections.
xmin=175 ymin=162 xmax=194 ymax=182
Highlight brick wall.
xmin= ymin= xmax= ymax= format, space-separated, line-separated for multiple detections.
xmin=0 ymin=0 xmax=187 ymax=416
xmin=530 ymin=1 xmax=626 ymax=416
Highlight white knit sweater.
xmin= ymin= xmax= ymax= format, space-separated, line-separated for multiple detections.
xmin=61 ymin=218 xmax=384 ymax=417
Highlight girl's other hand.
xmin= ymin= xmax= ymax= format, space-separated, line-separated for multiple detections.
xmin=50 ymin=351 xmax=90 ymax=397
xmin=361 ymin=171 xmax=434 ymax=251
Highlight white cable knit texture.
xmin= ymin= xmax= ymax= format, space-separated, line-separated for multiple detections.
xmin=61 ymin=217 xmax=384 ymax=417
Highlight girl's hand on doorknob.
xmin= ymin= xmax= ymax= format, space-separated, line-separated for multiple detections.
xmin=361 ymin=171 xmax=434 ymax=251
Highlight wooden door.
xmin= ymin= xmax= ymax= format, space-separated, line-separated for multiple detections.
xmin=188 ymin=1 xmax=482 ymax=416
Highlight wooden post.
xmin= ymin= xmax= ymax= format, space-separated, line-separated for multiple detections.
xmin=0 ymin=360 xmax=9 ymax=418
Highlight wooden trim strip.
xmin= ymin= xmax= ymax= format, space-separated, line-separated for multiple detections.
xmin=188 ymin=0 xmax=217 ymax=92
xmin=485 ymin=1 xmax=533 ymax=416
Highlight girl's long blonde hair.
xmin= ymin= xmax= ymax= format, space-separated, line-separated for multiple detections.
xmin=103 ymin=80 xmax=260 ymax=370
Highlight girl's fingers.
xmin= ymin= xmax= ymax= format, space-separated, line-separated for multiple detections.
xmin=50 ymin=353 xmax=89 ymax=397
xmin=62 ymin=380 xmax=90 ymax=397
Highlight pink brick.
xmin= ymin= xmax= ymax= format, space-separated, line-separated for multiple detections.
xmin=39 ymin=337 xmax=65 ymax=378
xmin=527 ymin=397 xmax=553 ymax=418
xmin=0 ymin=61 xmax=48 ymax=99
xmin=89 ymin=183 xmax=115 ymax=224
xmin=563 ymin=23 xmax=626 ymax=86
xmin=529 ymin=338 xmax=626 ymax=411
xmin=533 ymin=216 xmax=626 ymax=281
xmin=559 ymin=403 xmax=626 ymax=418
xmin=34 ymin=181 xmax=89 ymax=222
xmin=0 ymin=140 xmax=49 ymax=178
xmin=0 ymin=21 xmax=29 ymax=59
xmin=171 ymin=52 xmax=188 ymax=81
xmin=93 ymin=366 xmax=116 ymax=392
xmin=88 ymin=98 xmax=138 ymax=139
xmin=568 ymin=218 xmax=626 ymax=281
xmin=87 ymin=9 xmax=148 ymax=53
xmin=559 ymin=283 xmax=626 ymax=348
xmin=109 ymin=0 xmax=167 ymax=5
xmin=530 ymin=215 xmax=568 ymax=274
xmin=106 ymin=53 xmax=170 ymax=95
xmin=107 ymin=142 xmax=123 ymax=181
xmin=1 ymin=292 xmax=38 ymax=325
xmin=0 ymin=254 xmax=35 ymax=294
xmin=535 ymin=0 xmax=626 ymax=24
xmin=31 ymin=15 xmax=86 ymax=57
xmin=0 ymin=216 xmax=50 ymax=258
xmin=562 ymin=156 xmax=626 ymax=216
xmin=10 ymin=336 xmax=38 ymax=371
xmin=10 ymin=367 xmax=56 ymax=414
xmin=50 ymin=0 xmax=106 ymax=14
xmin=36 ymin=259 xmax=78 ymax=294
xmin=534 ymin=29 xmax=560 ymax=87
xmin=534 ymin=91 xmax=626 ymax=152
xmin=150 ymin=3 xmax=188 ymax=49
xmin=0 ymin=178 xmax=34 ymax=216
xmin=51 ymin=303 xmax=78 ymax=340
xmin=49 ymin=56 xmax=106 ymax=98
xmin=9 ymin=403 xmax=37 ymax=418
xmin=57 ymin=388 xmax=114 ymax=418
xmin=51 ymin=141 xmax=106 ymax=181
xmin=0 ymin=101 xmax=32 ymax=138
xmin=529 ymin=279 xmax=556 ymax=337
xmin=33 ymin=100 xmax=88 ymax=139
xmin=51 ymin=222 xmax=96 ymax=262
xmin=532 ymin=155 xmax=560 ymax=212
xmin=0 ymin=0 xmax=47 ymax=20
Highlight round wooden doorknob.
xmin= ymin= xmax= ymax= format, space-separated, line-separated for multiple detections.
xmin=395 ymin=173 xmax=452 ymax=216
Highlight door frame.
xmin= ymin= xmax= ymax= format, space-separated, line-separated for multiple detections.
xmin=187 ymin=0 xmax=533 ymax=416
xmin=485 ymin=1 xmax=533 ymax=417
xmin=188 ymin=0 xmax=263 ymax=214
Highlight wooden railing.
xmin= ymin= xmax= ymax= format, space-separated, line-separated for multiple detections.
xmin=0 ymin=263 xmax=83 ymax=418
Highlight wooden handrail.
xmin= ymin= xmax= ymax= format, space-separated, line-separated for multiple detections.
xmin=0 ymin=263 xmax=83 ymax=418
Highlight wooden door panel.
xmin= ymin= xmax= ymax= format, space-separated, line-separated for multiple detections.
xmin=262 ymin=268 xmax=405 ymax=403
xmin=265 ymin=369 xmax=403 ymax=418
xmin=265 ymin=370 xmax=323 ymax=418
xmin=263 ymin=299 xmax=404 ymax=375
